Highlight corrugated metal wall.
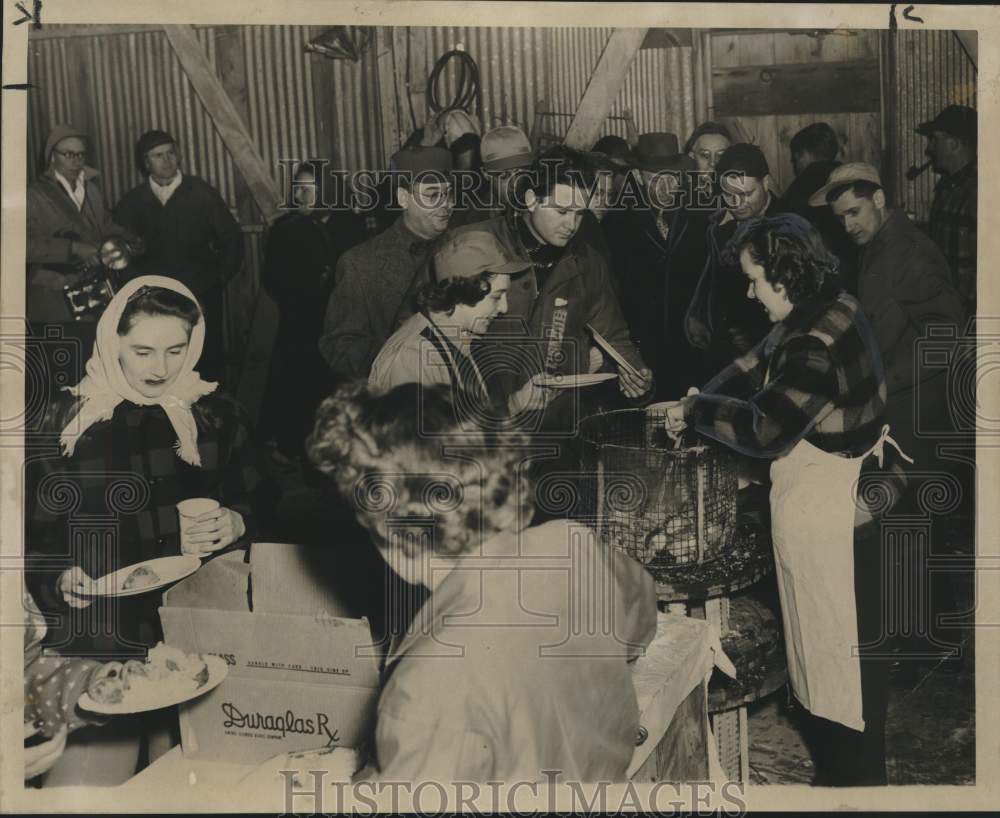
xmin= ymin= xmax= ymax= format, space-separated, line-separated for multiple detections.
xmin=23 ymin=24 xmax=704 ymax=381
xmin=893 ymin=29 xmax=976 ymax=221
xmin=548 ymin=28 xmax=696 ymax=144
xmin=27 ymin=28 xmax=240 ymax=208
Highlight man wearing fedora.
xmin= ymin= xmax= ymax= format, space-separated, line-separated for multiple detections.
xmin=114 ymin=129 xmax=244 ymax=383
xmin=917 ymin=105 xmax=977 ymax=314
xmin=685 ymin=143 xmax=780 ymax=379
xmin=452 ymin=125 xmax=536 ymax=227
xmin=608 ymin=132 xmax=708 ymax=399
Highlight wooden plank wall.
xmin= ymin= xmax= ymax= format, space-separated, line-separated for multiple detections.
xmin=710 ymin=30 xmax=881 ymax=196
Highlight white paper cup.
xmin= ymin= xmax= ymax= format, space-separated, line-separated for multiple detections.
xmin=177 ymin=498 xmax=221 ymax=554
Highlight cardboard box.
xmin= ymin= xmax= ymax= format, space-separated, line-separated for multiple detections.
xmin=159 ymin=544 xmax=381 ymax=765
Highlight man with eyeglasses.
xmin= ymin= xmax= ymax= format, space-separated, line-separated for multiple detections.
xmin=26 ymin=125 xmax=135 ymax=328
xmin=113 ymin=130 xmax=244 ymax=383
xmin=319 ymin=146 xmax=455 ymax=382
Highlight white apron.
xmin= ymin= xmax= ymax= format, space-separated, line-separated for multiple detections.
xmin=769 ymin=424 xmax=909 ymax=731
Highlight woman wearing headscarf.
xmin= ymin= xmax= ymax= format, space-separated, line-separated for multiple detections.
xmin=308 ymin=382 xmax=657 ymax=783
xmin=662 ymin=214 xmax=910 ymax=786
xmin=24 ymin=275 xmax=267 ymax=784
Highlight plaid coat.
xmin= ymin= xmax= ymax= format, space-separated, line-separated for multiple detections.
xmin=25 ymin=391 xmax=266 ymax=658
xmin=686 ymin=291 xmax=906 ymax=533
xmin=928 ymin=160 xmax=976 ymax=312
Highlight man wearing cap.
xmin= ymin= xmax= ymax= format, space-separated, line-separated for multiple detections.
xmin=318 ymin=146 xmax=454 ymax=382
xmin=780 ymin=122 xmax=858 ymax=294
xmin=917 ymin=105 xmax=977 ymax=313
xmin=26 ymin=125 xmax=136 ymax=326
xmin=113 ymin=130 xmax=244 ymax=382
xmin=608 ymin=133 xmax=708 ymax=399
xmin=685 ymin=143 xmax=780 ymax=378
xmin=812 ymin=162 xmax=967 ymax=679
xmin=810 ymin=162 xmax=963 ymax=438
xmin=452 ymin=125 xmax=535 ymax=226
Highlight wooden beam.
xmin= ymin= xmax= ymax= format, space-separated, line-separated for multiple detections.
xmin=563 ymin=28 xmax=649 ymax=151
xmin=712 ymin=59 xmax=880 ymax=117
xmin=375 ymin=27 xmax=403 ymax=162
xmin=163 ymin=25 xmax=281 ymax=222
xmin=954 ymin=31 xmax=977 ymax=72
xmin=28 ymin=23 xmax=208 ymax=41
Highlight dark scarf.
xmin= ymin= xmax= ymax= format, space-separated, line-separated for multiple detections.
xmin=516 ymin=213 xmax=566 ymax=291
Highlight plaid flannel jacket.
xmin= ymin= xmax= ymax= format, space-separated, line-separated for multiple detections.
xmin=25 ymin=391 xmax=266 ymax=657
xmin=686 ymin=291 xmax=907 ymax=532
xmin=928 ymin=160 xmax=977 ymax=310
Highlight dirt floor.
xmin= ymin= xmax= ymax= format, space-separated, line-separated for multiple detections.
xmin=267 ymin=452 xmax=977 ymax=788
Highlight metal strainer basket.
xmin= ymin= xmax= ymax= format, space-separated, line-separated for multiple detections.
xmin=578 ymin=407 xmax=739 ymax=567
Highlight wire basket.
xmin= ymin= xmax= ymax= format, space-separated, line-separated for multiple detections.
xmin=578 ymin=408 xmax=739 ymax=566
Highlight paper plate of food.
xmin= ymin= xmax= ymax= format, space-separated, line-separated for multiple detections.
xmin=532 ymin=372 xmax=619 ymax=389
xmin=78 ymin=643 xmax=228 ymax=715
xmin=79 ymin=555 xmax=202 ymax=598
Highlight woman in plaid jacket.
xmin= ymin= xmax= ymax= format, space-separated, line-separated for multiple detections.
xmin=664 ymin=214 xmax=908 ymax=786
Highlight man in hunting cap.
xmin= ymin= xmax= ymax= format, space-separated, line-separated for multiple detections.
xmin=114 ymin=129 xmax=244 ymax=382
xmin=917 ymin=104 xmax=977 ymax=313
xmin=26 ymin=124 xmax=134 ymax=326
xmin=319 ymin=146 xmax=455 ymax=381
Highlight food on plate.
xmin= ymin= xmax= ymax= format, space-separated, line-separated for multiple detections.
xmin=85 ymin=643 xmax=210 ymax=706
xmin=86 ymin=663 xmax=127 ymax=705
xmin=122 ymin=564 xmax=161 ymax=590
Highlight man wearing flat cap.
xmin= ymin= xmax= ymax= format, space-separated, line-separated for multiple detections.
xmin=114 ymin=129 xmax=244 ymax=383
xmin=812 ymin=161 xmax=967 ymax=679
xmin=608 ymin=133 xmax=707 ymax=399
xmin=685 ymin=143 xmax=780 ymax=379
xmin=319 ymin=146 xmax=455 ymax=381
xmin=917 ymin=105 xmax=977 ymax=314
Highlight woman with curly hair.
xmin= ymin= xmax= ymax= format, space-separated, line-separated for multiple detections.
xmin=24 ymin=275 xmax=268 ymax=784
xmin=662 ymin=214 xmax=909 ymax=786
xmin=368 ymin=229 xmax=553 ymax=419
xmin=308 ymin=381 xmax=657 ymax=783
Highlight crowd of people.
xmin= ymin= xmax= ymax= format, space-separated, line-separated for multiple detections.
xmin=21 ymin=100 xmax=976 ymax=789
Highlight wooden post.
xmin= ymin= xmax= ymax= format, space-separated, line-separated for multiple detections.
xmin=215 ymin=26 xmax=256 ymax=229
xmin=163 ymin=25 xmax=281 ymax=222
xmin=375 ymin=27 xmax=403 ymax=163
xmin=393 ymin=27 xmax=427 ymax=135
xmin=563 ymin=28 xmax=649 ymax=150
xmin=692 ymin=29 xmax=709 ymax=125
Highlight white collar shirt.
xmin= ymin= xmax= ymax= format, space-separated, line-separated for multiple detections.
xmin=54 ymin=170 xmax=86 ymax=211
xmin=150 ymin=172 xmax=183 ymax=206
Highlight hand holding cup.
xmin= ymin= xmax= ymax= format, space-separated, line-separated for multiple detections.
xmin=178 ymin=498 xmax=246 ymax=557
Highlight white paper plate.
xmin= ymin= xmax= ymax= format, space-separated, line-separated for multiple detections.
xmin=78 ymin=655 xmax=228 ymax=715
xmin=532 ymin=372 xmax=619 ymax=389
xmin=79 ymin=555 xmax=202 ymax=598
